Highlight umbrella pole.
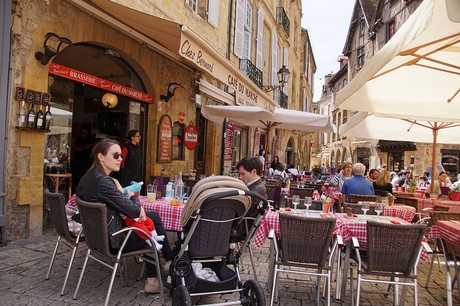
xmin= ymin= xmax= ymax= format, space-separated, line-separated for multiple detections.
xmin=430 ymin=123 xmax=438 ymax=194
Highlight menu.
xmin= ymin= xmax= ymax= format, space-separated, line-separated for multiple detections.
xmin=253 ymin=128 xmax=260 ymax=156
xmin=157 ymin=115 xmax=172 ymax=163
xmin=224 ymin=121 xmax=234 ymax=161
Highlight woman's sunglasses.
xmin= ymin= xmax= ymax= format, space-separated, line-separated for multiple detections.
xmin=112 ymin=153 xmax=124 ymax=160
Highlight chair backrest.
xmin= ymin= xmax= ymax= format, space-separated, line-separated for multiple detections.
xmin=433 ymin=204 xmax=450 ymax=211
xmin=429 ymin=210 xmax=460 ymax=224
xmin=374 ymin=190 xmax=389 ymax=197
xmin=344 ymin=202 xmax=377 ymax=215
xmin=279 ymin=214 xmax=336 ymax=268
xmin=290 ymin=187 xmax=314 ymax=198
xmin=366 ymin=220 xmax=426 ymax=276
xmin=76 ymin=197 xmax=111 ymax=256
xmin=265 ymin=184 xmax=277 ymax=202
xmin=349 ymin=194 xmax=378 ymax=204
xmin=44 ymin=189 xmax=73 ymax=241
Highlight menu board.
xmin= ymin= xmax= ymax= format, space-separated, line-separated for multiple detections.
xmin=224 ymin=121 xmax=234 ymax=161
xmin=271 ymin=135 xmax=277 ymax=161
xmin=253 ymin=128 xmax=261 ymax=156
xmin=157 ymin=115 xmax=172 ymax=163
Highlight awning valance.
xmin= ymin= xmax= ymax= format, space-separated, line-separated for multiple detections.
xmin=70 ymin=0 xmax=276 ymax=112
xmin=377 ymin=140 xmax=417 ymax=152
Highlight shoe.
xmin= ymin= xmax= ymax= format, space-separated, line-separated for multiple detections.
xmin=144 ymin=277 xmax=160 ymax=294
xmin=163 ymin=260 xmax=172 ymax=272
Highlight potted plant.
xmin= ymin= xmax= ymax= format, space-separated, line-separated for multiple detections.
xmin=449 ymin=181 xmax=460 ymax=201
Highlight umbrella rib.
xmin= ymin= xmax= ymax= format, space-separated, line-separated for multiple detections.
xmin=399 ymin=32 xmax=460 ymax=56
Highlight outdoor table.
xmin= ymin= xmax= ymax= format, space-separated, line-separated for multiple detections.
xmin=428 ymin=220 xmax=460 ymax=306
xmin=415 ymin=198 xmax=460 ymax=212
xmin=139 ymin=196 xmax=185 ymax=232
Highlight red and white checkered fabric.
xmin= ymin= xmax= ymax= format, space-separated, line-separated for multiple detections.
xmin=429 ymin=220 xmax=460 ymax=248
xmin=414 ymin=198 xmax=460 ymax=212
xmin=384 ymin=205 xmax=416 ymax=222
xmin=139 ymin=197 xmax=184 ymax=232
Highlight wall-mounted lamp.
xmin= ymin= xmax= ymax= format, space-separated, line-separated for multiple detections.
xmin=35 ymin=32 xmax=73 ymax=65
xmin=101 ymin=93 xmax=118 ymax=108
xmin=160 ymin=82 xmax=184 ymax=102
xmin=263 ymin=65 xmax=291 ymax=92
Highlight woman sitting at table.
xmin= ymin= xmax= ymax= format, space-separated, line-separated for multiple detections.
xmin=432 ymin=171 xmax=451 ymax=196
xmin=373 ymin=170 xmax=393 ymax=195
xmin=330 ymin=162 xmax=353 ymax=190
xmin=76 ymin=138 xmax=173 ymax=294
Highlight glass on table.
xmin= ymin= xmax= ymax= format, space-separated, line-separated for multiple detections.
xmin=147 ymin=184 xmax=157 ymax=203
xmin=305 ymin=196 xmax=313 ymax=214
xmin=361 ymin=201 xmax=370 ymax=215
xmin=375 ymin=202 xmax=383 ymax=217
xmin=292 ymin=195 xmax=300 ymax=213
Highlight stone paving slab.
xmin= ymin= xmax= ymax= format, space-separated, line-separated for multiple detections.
xmin=0 ymin=229 xmax=459 ymax=305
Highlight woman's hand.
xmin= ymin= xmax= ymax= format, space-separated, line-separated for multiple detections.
xmin=139 ymin=206 xmax=146 ymax=221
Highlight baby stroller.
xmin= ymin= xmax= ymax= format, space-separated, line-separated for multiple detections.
xmin=170 ymin=176 xmax=268 ymax=305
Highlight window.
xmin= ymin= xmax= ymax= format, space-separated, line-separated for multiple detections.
xmin=387 ymin=19 xmax=396 ymax=42
xmin=242 ymin=2 xmax=253 ymax=59
xmin=185 ymin=0 xmax=198 ymax=12
xmin=172 ymin=122 xmax=184 ymax=160
xmin=359 ymin=19 xmax=365 ymax=37
xmin=357 ymin=46 xmax=365 ymax=68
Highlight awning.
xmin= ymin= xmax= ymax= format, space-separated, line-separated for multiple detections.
xmin=70 ymin=0 xmax=276 ymax=112
xmin=377 ymin=140 xmax=417 ymax=152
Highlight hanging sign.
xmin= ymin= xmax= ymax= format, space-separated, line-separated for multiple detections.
xmin=253 ymin=128 xmax=261 ymax=156
xmin=178 ymin=110 xmax=186 ymax=124
xmin=184 ymin=123 xmax=198 ymax=150
xmin=224 ymin=121 xmax=234 ymax=161
xmin=157 ymin=115 xmax=172 ymax=163
xmin=271 ymin=135 xmax=277 ymax=161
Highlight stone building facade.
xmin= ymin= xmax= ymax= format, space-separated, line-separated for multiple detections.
xmin=1 ymin=0 xmax=316 ymax=242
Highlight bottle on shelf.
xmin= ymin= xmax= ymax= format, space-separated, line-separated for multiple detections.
xmin=44 ymin=104 xmax=52 ymax=130
xmin=175 ymin=172 xmax=184 ymax=201
xmin=35 ymin=105 xmax=44 ymax=129
xmin=26 ymin=103 xmax=35 ymax=128
xmin=18 ymin=100 xmax=27 ymax=127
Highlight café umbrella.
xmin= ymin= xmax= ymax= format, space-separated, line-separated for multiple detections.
xmin=201 ymin=105 xmax=336 ymax=133
xmin=335 ymin=0 xmax=460 ymax=190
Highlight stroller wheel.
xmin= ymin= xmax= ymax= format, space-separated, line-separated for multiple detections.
xmin=242 ymin=279 xmax=265 ymax=306
xmin=242 ymin=280 xmax=265 ymax=306
xmin=172 ymin=285 xmax=191 ymax=306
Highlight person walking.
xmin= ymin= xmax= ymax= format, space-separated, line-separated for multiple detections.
xmin=120 ymin=130 xmax=142 ymax=187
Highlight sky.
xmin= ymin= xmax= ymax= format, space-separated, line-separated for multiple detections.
xmin=301 ymin=0 xmax=356 ymax=101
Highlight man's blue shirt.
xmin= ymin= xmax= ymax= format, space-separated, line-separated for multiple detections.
xmin=341 ymin=175 xmax=374 ymax=201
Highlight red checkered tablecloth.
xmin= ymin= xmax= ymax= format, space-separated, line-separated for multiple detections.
xmin=429 ymin=220 xmax=460 ymax=248
xmin=139 ymin=196 xmax=184 ymax=232
xmin=384 ymin=205 xmax=416 ymax=222
xmin=413 ymin=198 xmax=460 ymax=212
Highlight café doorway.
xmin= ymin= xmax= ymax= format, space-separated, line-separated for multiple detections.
xmin=46 ymin=43 xmax=149 ymax=193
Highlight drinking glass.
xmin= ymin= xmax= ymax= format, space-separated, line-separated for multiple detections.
xmin=305 ymin=196 xmax=313 ymax=214
xmin=361 ymin=201 xmax=370 ymax=215
xmin=375 ymin=202 xmax=383 ymax=218
xmin=292 ymin=195 xmax=300 ymax=214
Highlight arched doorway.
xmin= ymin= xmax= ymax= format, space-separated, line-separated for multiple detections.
xmin=46 ymin=43 xmax=150 ymax=193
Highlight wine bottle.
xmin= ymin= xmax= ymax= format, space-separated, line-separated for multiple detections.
xmin=44 ymin=105 xmax=52 ymax=130
xmin=26 ymin=103 xmax=36 ymax=128
xmin=18 ymin=100 xmax=27 ymax=127
xmin=35 ymin=105 xmax=44 ymax=129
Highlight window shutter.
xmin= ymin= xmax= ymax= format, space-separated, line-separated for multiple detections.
xmin=271 ymin=30 xmax=279 ymax=86
xmin=234 ymin=0 xmax=245 ymax=58
xmin=283 ymin=48 xmax=288 ymax=68
xmin=208 ymin=0 xmax=219 ymax=27
xmin=256 ymin=8 xmax=264 ymax=70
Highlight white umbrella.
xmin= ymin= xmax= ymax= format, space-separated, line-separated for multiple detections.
xmin=336 ymin=0 xmax=460 ymax=122
xmin=201 ymin=105 xmax=336 ymax=133
xmin=335 ymin=0 xmax=460 ymax=192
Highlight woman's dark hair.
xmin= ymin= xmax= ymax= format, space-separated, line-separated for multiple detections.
xmin=90 ymin=138 xmax=120 ymax=173
xmin=127 ymin=129 xmax=140 ymax=140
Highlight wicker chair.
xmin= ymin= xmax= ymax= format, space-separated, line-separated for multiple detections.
xmin=351 ymin=220 xmax=427 ymax=306
xmin=285 ymin=198 xmax=322 ymax=211
xmin=289 ymin=187 xmax=315 ymax=198
xmin=44 ymin=190 xmax=84 ymax=296
xmin=73 ymin=197 xmax=165 ymax=306
xmin=343 ymin=202 xmax=377 ymax=215
xmin=269 ymin=214 xmax=338 ymax=306
xmin=349 ymin=194 xmax=378 ymax=204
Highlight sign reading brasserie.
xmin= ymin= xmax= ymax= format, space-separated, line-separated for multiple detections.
xmin=179 ymin=31 xmax=274 ymax=112
xmin=157 ymin=115 xmax=173 ymax=163
xmin=49 ymin=63 xmax=153 ymax=103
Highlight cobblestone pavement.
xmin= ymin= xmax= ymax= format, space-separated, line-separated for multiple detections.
xmin=0 ymin=229 xmax=459 ymax=305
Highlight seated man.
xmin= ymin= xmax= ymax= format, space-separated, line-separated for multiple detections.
xmin=341 ymin=163 xmax=374 ymax=202
xmin=235 ymin=156 xmax=267 ymax=240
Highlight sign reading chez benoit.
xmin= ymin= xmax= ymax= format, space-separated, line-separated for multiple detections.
xmin=179 ymin=32 xmax=273 ymax=111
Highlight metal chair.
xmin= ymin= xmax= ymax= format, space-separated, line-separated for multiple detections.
xmin=351 ymin=220 xmax=427 ymax=306
xmin=73 ymin=197 xmax=165 ymax=306
xmin=269 ymin=214 xmax=338 ymax=306
xmin=44 ymin=189 xmax=84 ymax=296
